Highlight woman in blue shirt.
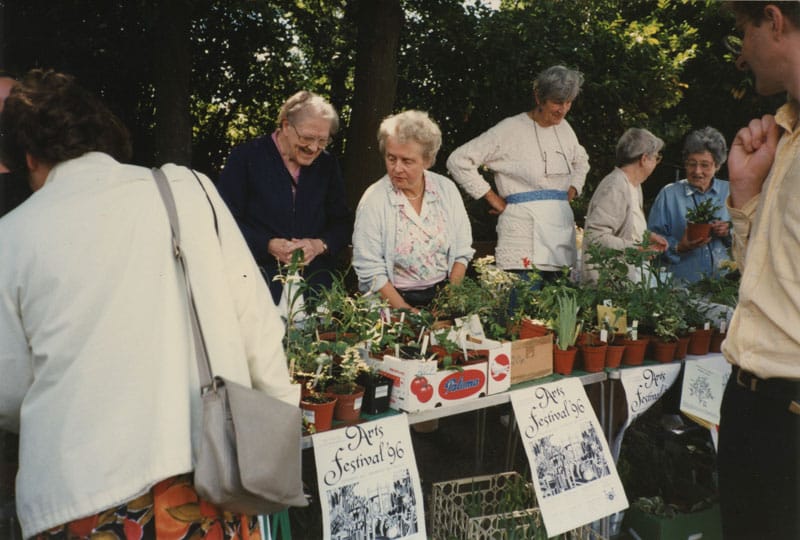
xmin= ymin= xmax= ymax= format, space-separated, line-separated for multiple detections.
xmin=647 ymin=126 xmax=731 ymax=283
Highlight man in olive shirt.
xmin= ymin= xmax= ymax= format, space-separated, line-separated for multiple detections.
xmin=719 ymin=3 xmax=800 ymax=538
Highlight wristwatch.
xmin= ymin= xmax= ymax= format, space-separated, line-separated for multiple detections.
xmin=321 ymin=240 xmax=329 ymax=254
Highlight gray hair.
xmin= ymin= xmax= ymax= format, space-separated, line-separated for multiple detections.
xmin=682 ymin=126 xmax=728 ymax=166
xmin=616 ymin=128 xmax=665 ymax=167
xmin=533 ymin=65 xmax=584 ymax=103
xmin=277 ymin=90 xmax=339 ymax=134
xmin=377 ymin=110 xmax=442 ymax=164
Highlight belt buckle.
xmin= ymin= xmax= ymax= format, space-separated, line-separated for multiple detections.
xmin=737 ymin=368 xmax=759 ymax=392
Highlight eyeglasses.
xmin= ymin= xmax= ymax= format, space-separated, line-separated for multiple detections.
xmin=653 ymin=152 xmax=663 ymax=164
xmin=290 ymin=124 xmax=332 ymax=149
xmin=686 ymin=160 xmax=715 ymax=171
xmin=723 ymin=35 xmax=742 ymax=57
xmin=544 ymin=151 xmax=572 ymax=178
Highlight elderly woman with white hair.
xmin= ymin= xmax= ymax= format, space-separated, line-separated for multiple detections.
xmin=447 ymin=65 xmax=590 ymax=283
xmin=582 ymin=128 xmax=668 ymax=282
xmin=647 ymin=126 xmax=731 ymax=283
xmin=353 ymin=110 xmax=474 ymax=310
xmin=218 ymin=90 xmax=352 ymax=303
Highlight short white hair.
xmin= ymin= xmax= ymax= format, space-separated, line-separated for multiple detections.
xmin=377 ymin=110 xmax=442 ymax=164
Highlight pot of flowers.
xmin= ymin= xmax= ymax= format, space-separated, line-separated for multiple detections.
xmin=709 ymin=318 xmax=728 ymax=353
xmin=580 ymin=331 xmax=608 ymax=373
xmin=599 ymin=310 xmax=626 ymax=369
xmin=649 ymin=302 xmax=684 ymax=363
xmin=553 ymin=293 xmax=581 ymax=375
xmin=687 ymin=325 xmax=712 ymax=355
xmin=621 ymin=326 xmax=649 ymax=366
xmin=685 ymin=199 xmax=721 ymax=243
xmin=300 ymin=390 xmax=337 ymax=434
xmin=326 ymin=347 xmax=368 ymax=423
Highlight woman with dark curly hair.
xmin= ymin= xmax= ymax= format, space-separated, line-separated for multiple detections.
xmin=0 ymin=70 xmax=296 ymax=539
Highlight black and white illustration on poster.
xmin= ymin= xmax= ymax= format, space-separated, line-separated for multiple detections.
xmin=510 ymin=378 xmax=628 ymax=536
xmin=312 ymin=414 xmax=426 ymax=540
xmin=609 ymin=363 xmax=681 ymax=459
xmin=681 ymin=354 xmax=731 ymax=430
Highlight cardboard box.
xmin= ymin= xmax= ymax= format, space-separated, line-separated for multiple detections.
xmin=366 ymin=342 xmax=512 ymax=413
xmin=622 ymin=505 xmax=722 ymax=540
xmin=509 ymin=334 xmax=553 ymax=384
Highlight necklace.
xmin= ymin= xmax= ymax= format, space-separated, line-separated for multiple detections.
xmin=532 ymin=117 xmax=571 ymax=177
xmin=404 ymin=189 xmax=424 ymax=201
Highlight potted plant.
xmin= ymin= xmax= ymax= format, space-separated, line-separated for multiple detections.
xmin=326 ymin=346 xmax=369 ymax=423
xmin=685 ymin=199 xmax=721 ymax=242
xmin=580 ymin=327 xmax=608 ymax=373
xmin=553 ymin=293 xmax=581 ymax=375
xmin=601 ymin=311 xmax=626 ymax=368
xmin=299 ymin=366 xmax=337 ymax=434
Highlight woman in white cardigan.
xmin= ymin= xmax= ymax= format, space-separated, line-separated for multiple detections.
xmin=352 ymin=110 xmax=474 ymax=311
xmin=582 ymin=128 xmax=668 ymax=282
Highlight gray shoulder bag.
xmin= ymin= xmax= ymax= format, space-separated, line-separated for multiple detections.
xmin=152 ymin=167 xmax=307 ymax=515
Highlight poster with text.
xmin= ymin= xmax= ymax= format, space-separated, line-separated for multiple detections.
xmin=609 ymin=363 xmax=682 ymax=459
xmin=681 ymin=354 xmax=731 ymax=429
xmin=510 ymin=378 xmax=628 ymax=536
xmin=312 ymin=415 xmax=425 ymax=540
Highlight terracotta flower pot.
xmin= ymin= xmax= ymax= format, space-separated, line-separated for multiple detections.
xmin=688 ymin=328 xmax=712 ymax=355
xmin=300 ymin=395 xmax=337 ymax=433
xmin=605 ymin=344 xmax=625 ymax=369
xmin=519 ymin=319 xmax=550 ymax=339
xmin=710 ymin=331 xmax=726 ymax=353
xmin=620 ymin=337 xmax=649 ymax=366
xmin=580 ymin=344 xmax=607 ymax=373
xmin=651 ymin=339 xmax=678 ymax=363
xmin=674 ymin=335 xmax=691 ymax=360
xmin=328 ymin=384 xmax=365 ymax=423
xmin=553 ymin=346 xmax=578 ymax=375
xmin=686 ymin=222 xmax=712 ymax=242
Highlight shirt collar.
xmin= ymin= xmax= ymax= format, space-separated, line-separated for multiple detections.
xmin=682 ymin=177 xmax=720 ymax=197
xmin=389 ymin=173 xmax=438 ymax=205
xmin=775 ymin=100 xmax=799 ymax=133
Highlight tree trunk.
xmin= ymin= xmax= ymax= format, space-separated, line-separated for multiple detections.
xmin=342 ymin=0 xmax=404 ymax=209
xmin=152 ymin=0 xmax=192 ymax=166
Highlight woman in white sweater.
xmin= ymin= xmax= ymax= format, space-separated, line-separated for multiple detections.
xmin=447 ymin=65 xmax=590 ymax=283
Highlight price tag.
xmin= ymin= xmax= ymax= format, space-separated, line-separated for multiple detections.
xmin=719 ymin=320 xmax=727 ymax=334
xmin=704 ymin=321 xmax=711 ymax=331
xmin=600 ymin=329 xmax=608 ymax=342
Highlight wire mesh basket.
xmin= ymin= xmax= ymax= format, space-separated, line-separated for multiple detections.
xmin=430 ymin=471 xmax=608 ymax=540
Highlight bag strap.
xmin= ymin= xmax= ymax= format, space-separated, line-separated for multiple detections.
xmin=151 ymin=167 xmax=214 ymax=390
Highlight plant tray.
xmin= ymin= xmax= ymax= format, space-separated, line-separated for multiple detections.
xmin=430 ymin=472 xmax=607 ymax=540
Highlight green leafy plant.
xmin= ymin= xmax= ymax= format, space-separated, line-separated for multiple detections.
xmin=685 ymin=199 xmax=721 ymax=224
xmin=328 ymin=346 xmax=369 ymax=395
xmin=554 ymin=293 xmax=581 ymax=351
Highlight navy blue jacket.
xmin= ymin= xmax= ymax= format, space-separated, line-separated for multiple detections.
xmin=217 ymin=135 xmax=352 ymax=303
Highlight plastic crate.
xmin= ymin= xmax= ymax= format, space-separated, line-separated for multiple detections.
xmin=430 ymin=471 xmax=607 ymax=540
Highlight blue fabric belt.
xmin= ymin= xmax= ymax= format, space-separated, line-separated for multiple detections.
xmin=506 ymin=190 xmax=568 ymax=204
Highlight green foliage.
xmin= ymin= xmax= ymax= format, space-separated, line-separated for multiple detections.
xmin=554 ymin=294 xmax=581 ymax=351
xmin=689 ymin=271 xmax=740 ymax=308
xmin=685 ymin=198 xmax=721 ymax=224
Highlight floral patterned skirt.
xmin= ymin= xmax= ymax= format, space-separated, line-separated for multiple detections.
xmin=34 ymin=474 xmax=262 ymax=540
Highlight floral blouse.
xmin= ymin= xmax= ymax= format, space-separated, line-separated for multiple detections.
xmin=392 ymin=179 xmax=449 ymax=289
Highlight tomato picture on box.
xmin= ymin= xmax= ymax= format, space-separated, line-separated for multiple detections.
xmin=367 ymin=347 xmax=510 ymax=413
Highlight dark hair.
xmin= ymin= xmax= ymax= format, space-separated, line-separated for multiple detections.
xmin=0 ymin=69 xmax=131 ymax=172
xmin=726 ymin=2 xmax=800 ymax=29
